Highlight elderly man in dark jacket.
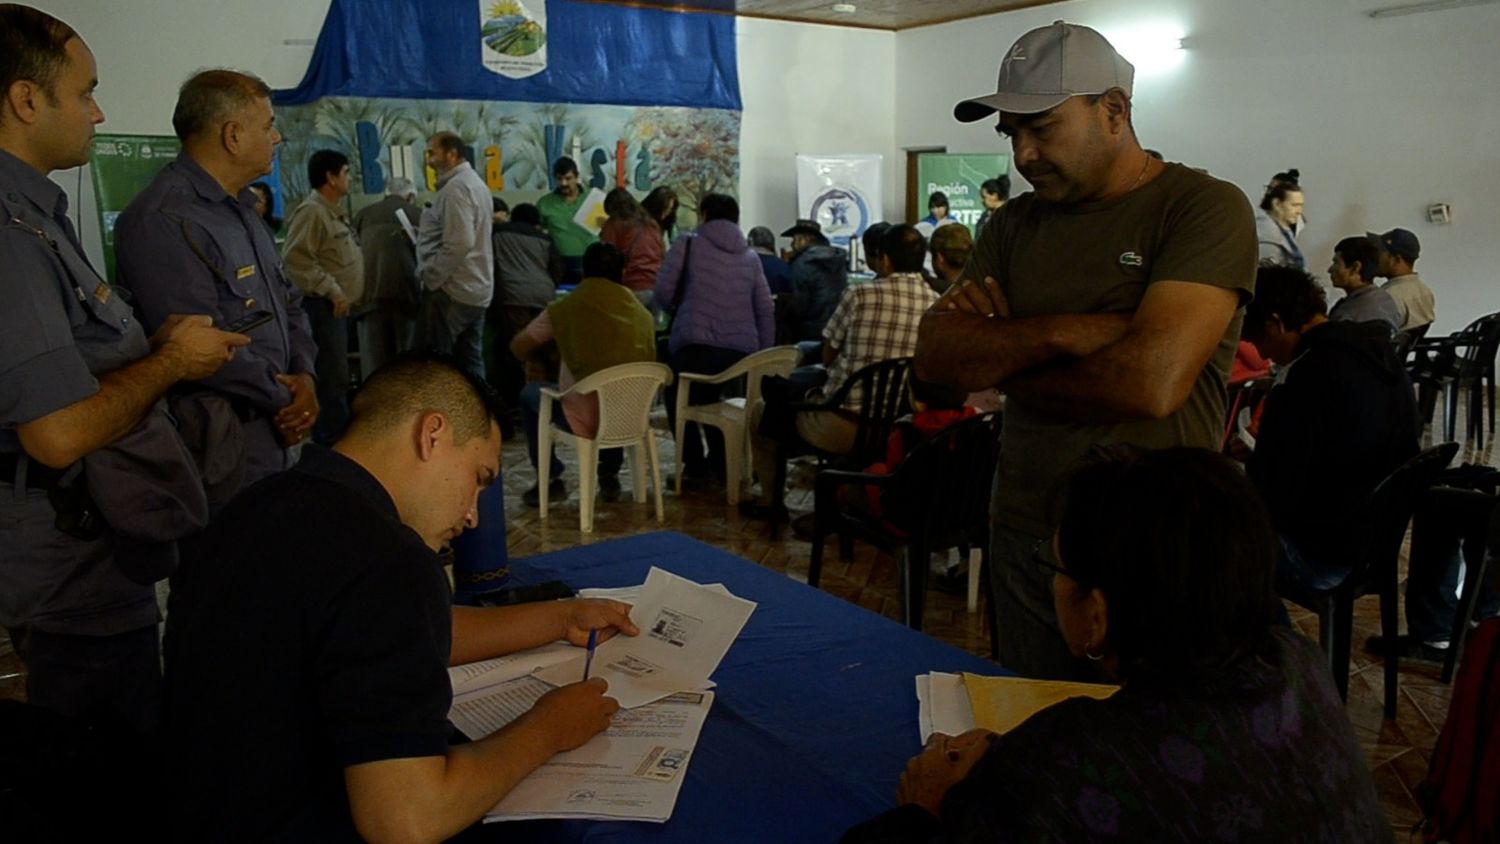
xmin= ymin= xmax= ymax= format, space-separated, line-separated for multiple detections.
xmin=351 ymin=177 xmax=423 ymax=380
xmin=780 ymin=219 xmax=848 ymax=343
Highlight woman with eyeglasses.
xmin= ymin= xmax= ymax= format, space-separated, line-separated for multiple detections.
xmin=845 ymin=447 xmax=1387 ymax=843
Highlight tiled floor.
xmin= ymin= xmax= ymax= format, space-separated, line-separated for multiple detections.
xmin=3 ymin=410 xmax=1493 ymax=839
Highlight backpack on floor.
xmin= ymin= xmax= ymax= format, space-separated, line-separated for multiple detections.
xmin=1419 ymin=617 xmax=1500 ymax=842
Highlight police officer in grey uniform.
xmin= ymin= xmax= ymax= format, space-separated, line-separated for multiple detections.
xmin=115 ymin=68 xmax=319 ymax=494
xmin=0 ymin=4 xmax=248 ymax=731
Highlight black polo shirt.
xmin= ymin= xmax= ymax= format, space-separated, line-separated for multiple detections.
xmin=164 ymin=445 xmax=454 ymax=839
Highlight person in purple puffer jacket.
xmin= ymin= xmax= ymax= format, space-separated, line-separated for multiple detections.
xmin=655 ymin=193 xmax=775 ymax=482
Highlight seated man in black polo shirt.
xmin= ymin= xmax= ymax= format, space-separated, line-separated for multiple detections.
xmin=164 ymin=353 xmax=637 ymax=841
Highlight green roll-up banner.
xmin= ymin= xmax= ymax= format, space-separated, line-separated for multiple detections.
xmin=88 ymin=133 xmax=181 ymax=283
xmin=915 ymin=153 xmax=1009 ymax=234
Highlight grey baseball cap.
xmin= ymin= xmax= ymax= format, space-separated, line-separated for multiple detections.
xmin=954 ymin=21 xmax=1135 ymax=122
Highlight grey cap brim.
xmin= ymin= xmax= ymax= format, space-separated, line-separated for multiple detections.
xmin=954 ymin=91 xmax=1073 ymax=122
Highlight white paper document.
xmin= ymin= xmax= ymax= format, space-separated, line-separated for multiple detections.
xmin=577 ymin=581 xmax=734 ymax=605
xmin=534 ymin=568 xmax=756 ymax=708
xmin=918 ymin=671 xmax=976 ymax=743
xmin=394 ymin=207 xmax=417 ymax=243
xmin=451 ymin=677 xmax=714 ymax=823
xmin=448 ymin=640 xmax=580 ymax=697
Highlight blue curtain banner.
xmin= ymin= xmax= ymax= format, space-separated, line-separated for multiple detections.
xmin=275 ymin=0 xmax=741 ymax=111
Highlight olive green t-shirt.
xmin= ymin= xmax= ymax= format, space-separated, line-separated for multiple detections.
xmin=968 ymin=163 xmax=1257 ymax=536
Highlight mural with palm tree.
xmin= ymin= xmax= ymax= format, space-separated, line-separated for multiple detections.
xmin=270 ymin=95 xmax=738 ymax=215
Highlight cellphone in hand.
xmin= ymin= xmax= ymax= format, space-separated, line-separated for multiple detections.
xmin=222 ymin=310 xmax=274 ymax=334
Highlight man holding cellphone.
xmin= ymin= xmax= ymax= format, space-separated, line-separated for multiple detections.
xmin=165 ymin=354 xmax=636 ymax=840
xmin=115 ymin=67 xmax=321 ymax=495
xmin=0 ymin=4 xmax=248 ymax=731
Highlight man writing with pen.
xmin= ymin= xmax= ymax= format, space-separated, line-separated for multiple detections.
xmin=164 ymin=353 xmax=639 ymax=842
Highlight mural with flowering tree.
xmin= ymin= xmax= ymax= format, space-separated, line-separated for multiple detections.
xmin=631 ymin=108 xmax=740 ymax=217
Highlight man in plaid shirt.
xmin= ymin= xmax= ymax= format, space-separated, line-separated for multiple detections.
xmin=745 ymin=225 xmax=936 ymax=518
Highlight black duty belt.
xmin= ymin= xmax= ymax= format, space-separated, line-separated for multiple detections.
xmin=0 ymin=451 xmax=71 ymax=490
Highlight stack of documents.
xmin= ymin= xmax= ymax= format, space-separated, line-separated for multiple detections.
xmin=447 ymin=567 xmax=756 ymax=823
xmin=916 ymin=672 xmax=1119 ymax=742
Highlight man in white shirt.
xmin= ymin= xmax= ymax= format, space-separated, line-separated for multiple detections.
xmin=417 ymin=131 xmax=494 ymax=377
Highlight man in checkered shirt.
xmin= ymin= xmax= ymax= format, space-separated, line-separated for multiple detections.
xmin=745 ymin=224 xmax=936 ymax=518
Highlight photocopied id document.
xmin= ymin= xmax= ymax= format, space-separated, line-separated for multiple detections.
xmin=487 ymin=688 xmax=713 ymax=823
xmin=534 ymin=567 xmax=756 ymax=708
xmin=448 ymin=674 xmax=714 ymax=823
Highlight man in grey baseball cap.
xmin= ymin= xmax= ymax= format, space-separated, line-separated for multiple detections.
xmin=915 ymin=20 xmax=1259 ymax=680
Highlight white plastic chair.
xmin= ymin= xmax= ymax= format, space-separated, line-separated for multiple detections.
xmin=538 ymin=362 xmax=673 ymax=533
xmin=674 ymin=345 xmax=800 ymax=505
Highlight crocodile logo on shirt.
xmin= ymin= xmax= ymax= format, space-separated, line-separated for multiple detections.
xmin=1118 ymin=251 xmax=1144 ymax=267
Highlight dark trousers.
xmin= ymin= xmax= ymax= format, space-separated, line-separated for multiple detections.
xmin=560 ymin=256 xmax=584 ymax=288
xmin=356 ymin=303 xmax=419 ymax=381
xmin=1408 ymin=486 xmax=1500 ymax=643
xmin=303 ymin=296 xmax=350 ymax=445
xmin=666 ymin=345 xmax=749 ymax=476
xmin=7 ymin=624 xmax=162 ymax=733
xmin=486 ymin=305 xmax=544 ymax=416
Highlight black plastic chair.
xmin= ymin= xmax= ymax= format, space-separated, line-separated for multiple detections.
xmin=765 ymin=357 xmax=913 ymax=531
xmin=808 ymin=412 xmax=1002 ymax=636
xmin=1410 ymin=314 xmax=1500 ymax=447
xmin=1442 ymin=495 xmax=1500 ymax=683
xmin=1392 ymin=323 xmax=1429 ymax=361
xmin=1278 ymin=442 xmax=1458 ymax=718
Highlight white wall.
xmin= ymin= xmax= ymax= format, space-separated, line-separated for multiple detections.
xmin=737 ymin=18 xmax=898 ymax=232
xmin=42 ymin=2 xmax=895 ymax=269
xmin=44 ymin=0 xmax=333 ymax=269
xmin=895 ymin=0 xmax=1500 ymax=332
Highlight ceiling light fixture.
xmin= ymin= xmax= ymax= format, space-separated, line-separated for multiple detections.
xmin=832 ymin=3 xmax=857 ymax=13
xmin=1368 ymin=0 xmax=1500 ymax=18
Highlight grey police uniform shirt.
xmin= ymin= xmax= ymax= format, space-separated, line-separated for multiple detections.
xmin=114 ymin=153 xmax=317 ymax=488
xmin=0 ymin=148 xmax=160 ymax=635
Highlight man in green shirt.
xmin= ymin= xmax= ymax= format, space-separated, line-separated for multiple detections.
xmin=536 ymin=156 xmax=595 ymax=286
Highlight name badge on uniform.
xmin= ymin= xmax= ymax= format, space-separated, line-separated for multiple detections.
xmin=236 ymin=265 xmax=256 ymax=279
xmin=93 ymin=282 xmax=111 ymax=304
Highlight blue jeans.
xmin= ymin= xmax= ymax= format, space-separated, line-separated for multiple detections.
xmin=425 ymin=291 xmax=487 ymax=379
xmin=303 ymin=296 xmax=349 ymax=445
xmin=519 ymin=381 xmax=622 ymax=479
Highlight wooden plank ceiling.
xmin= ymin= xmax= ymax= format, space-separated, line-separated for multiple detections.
xmin=574 ymin=0 xmax=1067 ymax=31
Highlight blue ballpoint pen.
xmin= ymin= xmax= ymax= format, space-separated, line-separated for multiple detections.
xmin=583 ymin=628 xmax=598 ymax=680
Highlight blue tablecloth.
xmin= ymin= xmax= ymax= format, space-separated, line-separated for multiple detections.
xmin=490 ymin=531 xmax=1003 ymax=843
